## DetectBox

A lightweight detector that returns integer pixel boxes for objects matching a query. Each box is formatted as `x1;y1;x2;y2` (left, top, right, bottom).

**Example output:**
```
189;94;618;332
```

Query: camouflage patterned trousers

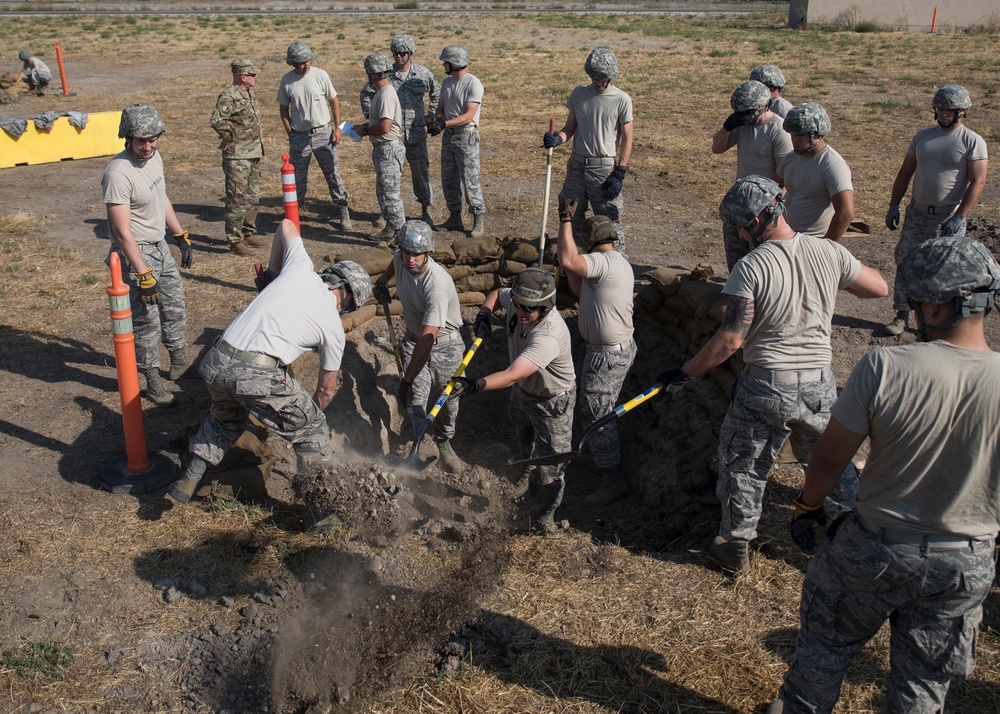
188;343;331;466
108;240;187;371
401;332;465;441
723;222;752;272
559;155;627;258
891;202;963;311
579;341;636;470
717;367;859;542
373;141;406;231
288;125;347;206
441;128;485;215
404;138;433;207
222;157;261;244
509;384;576;486
777;512;995;713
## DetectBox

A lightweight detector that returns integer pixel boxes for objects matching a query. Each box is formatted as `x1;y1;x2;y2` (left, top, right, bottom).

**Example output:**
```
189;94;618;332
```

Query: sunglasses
514;302;541;313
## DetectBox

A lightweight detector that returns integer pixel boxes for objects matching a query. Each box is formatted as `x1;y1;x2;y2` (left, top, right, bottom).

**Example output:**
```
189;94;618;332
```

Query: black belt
910;201;958;215
294;124;329;135
217;339;280;368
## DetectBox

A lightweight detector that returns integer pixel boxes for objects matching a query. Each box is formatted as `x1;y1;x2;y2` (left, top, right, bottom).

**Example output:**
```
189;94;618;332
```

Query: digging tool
538;118;555;268
509;381;671;468
381;298;404;375
408;330;487;462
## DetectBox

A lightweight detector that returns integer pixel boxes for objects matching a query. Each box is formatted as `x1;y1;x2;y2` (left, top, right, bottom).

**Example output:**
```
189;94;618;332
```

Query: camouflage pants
716;367;859;542
401;332;465;441
579;341;636;470
288;125;347;206
441;128;485;215
777;512;994;714
891;203;963;311
223;157;261;244
559;154;627;258
29;67;51;88
723;222;752;272
405;138;433;207
188;343;331;466
509;384;576;487
108;240;187;371
373;141;406;231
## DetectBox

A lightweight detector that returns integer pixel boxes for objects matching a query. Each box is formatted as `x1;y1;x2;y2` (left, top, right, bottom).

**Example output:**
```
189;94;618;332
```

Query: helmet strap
934;108;964;129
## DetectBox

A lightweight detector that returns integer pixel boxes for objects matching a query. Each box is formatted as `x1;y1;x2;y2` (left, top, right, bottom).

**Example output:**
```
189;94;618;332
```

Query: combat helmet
118;103;166;138
364;52;394;79
899;236;1000;320
719;176;785;245
18;50;31;62
584;48;619;82
511;267;557;312
390;34;417;55
286;41;313;65
440;45;469;69
730;80;771;113
581;215;618;250
319;260;373;312
399;219;435;254
750;64;786;90
932;84;972;110
784;102;831;155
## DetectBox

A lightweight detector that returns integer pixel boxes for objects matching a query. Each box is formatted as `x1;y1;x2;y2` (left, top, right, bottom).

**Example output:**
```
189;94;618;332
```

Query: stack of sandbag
634;262;744;395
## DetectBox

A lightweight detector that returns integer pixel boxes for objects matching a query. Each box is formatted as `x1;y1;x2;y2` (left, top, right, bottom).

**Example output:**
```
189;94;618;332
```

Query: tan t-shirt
777;145;853;237
369;83;403;145
580;250;634;346
393;253;462;338
566;84;633;159
276;66;337;131
908;124;988;207
833;341;1000;538
440;73;483;126
101;149;167;245
498;289;575;398
731;114;792;179
724;233;860;369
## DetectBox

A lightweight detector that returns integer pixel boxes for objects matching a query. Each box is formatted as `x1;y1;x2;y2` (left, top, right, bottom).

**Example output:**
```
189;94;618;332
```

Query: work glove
373;281;391;305
137;268;160;305
427;116;446;136
602;165;627;201
396;379;413;408
254;263;278;293
173;229;193;269
723;111;753;132
940;214;966;237
473;310;492;339
885;205;900;231
558;198;577;223
452;376;482;398
543;131;564;149
656;368;691;396
790;489;827;553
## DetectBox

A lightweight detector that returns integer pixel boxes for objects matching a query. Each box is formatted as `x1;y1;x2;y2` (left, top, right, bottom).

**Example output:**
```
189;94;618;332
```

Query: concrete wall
788;0;1000;31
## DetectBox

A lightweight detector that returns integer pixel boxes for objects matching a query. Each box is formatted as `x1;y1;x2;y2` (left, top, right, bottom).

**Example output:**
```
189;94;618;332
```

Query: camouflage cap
364;52;394;77
230;58;259;75
319;260;373;312
719;175;784;229
439;45;469;68
286;41;313;65
511;267;556;311
118;103;166;139
399;219;435;254
932;84;972;110
390;34;417;55
750;64;786;89
730;80;771;113
899;236;1000;310
783;102;831;136
18;50;31;62
583;215;617;249
584;48;619;82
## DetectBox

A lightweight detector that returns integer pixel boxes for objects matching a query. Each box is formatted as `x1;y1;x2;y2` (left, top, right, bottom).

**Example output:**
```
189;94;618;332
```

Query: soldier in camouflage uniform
657;176;887;573
361;34;440;228
166;220;373;533
750;64;793;119
102;103;194;408
211;59;267;256
883;84;988;335
454;268;577;532
17;49;51;95
771;236;1000;714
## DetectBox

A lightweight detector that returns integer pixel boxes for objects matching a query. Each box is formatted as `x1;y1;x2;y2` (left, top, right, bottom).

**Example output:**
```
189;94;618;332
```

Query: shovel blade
508;449;581;468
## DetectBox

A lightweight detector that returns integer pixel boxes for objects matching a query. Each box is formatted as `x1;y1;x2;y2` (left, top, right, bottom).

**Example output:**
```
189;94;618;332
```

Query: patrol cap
899;236;1000;312
19;50;31;62
511;267;556;311
719;175;784;229
230;58;259;75
582;215;617;249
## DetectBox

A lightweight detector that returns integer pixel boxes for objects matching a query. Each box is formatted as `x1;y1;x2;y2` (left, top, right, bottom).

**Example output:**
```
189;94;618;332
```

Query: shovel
509;381;671;468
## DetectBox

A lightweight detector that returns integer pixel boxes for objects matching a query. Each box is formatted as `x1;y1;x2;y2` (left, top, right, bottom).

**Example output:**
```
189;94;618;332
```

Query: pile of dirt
968;217;1000;257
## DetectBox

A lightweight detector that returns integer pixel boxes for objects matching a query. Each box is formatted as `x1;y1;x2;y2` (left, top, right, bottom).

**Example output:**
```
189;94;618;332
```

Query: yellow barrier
0;111;121;169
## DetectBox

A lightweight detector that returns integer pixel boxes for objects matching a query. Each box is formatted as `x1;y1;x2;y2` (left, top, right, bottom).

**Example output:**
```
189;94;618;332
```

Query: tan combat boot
243;235;269;248
339;203;353;231
168;348;193;381
470;213;485;238
142;368;177;408
436;440;465;474
230;241;255;256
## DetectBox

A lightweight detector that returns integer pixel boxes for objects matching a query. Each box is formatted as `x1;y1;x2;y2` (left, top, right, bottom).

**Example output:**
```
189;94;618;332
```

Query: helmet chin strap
794;132;818;156
935;108;964;129
747;197;785;246
911;301;965;342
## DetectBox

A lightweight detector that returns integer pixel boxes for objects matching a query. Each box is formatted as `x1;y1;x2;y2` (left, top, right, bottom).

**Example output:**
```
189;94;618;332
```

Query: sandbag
196;427;275;503
446;264;475;280
663;293;695;318
474;259;502;274
699;317;720;337
708;297;728;323
500;260;528;277
376;300;403;317
505;240;540;265
341;304;378;332
456;273;502;293
685;319;705;345
645;266;688;297
452;235;504;264
679;278;726;319
327;246;394;275
662;324;690;353
654;307;682;326
635;283;665;313
690;262;715;281
431;241;456;266
458;291;487;306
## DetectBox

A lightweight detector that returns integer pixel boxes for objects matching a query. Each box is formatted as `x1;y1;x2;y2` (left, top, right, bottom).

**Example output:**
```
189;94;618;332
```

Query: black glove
254;263;278;293
373;282;391;305
885;205;900;231
656;368;691;396
558;198;577;223
427;116;446;136
137;268;160;305
543;131;564;149
396;379;412;407
790;489;827;553
173;229;193;269
452;376;482;398
723;111;752;132
473;310;492;339
602;165;627;201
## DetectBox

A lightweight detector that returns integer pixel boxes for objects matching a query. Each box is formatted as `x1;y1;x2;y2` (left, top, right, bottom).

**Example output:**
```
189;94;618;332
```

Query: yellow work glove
137;267;160;305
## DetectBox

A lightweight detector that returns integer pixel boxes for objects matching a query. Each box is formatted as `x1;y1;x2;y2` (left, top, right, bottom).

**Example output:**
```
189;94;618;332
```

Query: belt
444;125;474;135
587;339;634;353
857;514;991;551
294;124;330;135
573;154;615;166
910;201;958;215
217;339;281;368
404;330;463;344
746;365;825;384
